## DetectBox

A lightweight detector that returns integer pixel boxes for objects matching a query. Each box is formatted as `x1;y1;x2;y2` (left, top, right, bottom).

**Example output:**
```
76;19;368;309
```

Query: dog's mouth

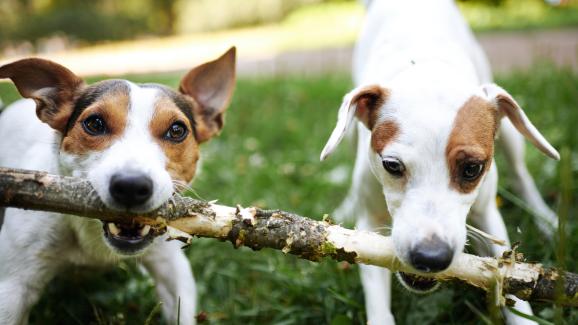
102;221;156;255
396;272;440;294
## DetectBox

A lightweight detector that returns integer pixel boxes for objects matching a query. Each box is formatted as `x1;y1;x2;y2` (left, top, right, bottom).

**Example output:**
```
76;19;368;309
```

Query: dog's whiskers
373;225;392;235
171;180;203;200
86;188;101;205
466;229;492;252
466;225;506;247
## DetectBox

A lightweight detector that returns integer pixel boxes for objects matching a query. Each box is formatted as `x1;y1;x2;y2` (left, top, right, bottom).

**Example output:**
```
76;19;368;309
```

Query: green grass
0;64;577;324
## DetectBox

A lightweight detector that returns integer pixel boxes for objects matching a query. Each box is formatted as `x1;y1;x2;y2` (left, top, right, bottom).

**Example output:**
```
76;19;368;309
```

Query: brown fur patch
46;101;77;133
371;121;399;153
61;89;129;154
151;97;200;183
353;86;389;130
0;58;85;132
179;47;236;143
446;96;499;193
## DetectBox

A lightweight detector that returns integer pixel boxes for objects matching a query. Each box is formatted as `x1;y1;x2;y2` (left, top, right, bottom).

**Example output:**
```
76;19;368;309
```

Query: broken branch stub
0;167;576;306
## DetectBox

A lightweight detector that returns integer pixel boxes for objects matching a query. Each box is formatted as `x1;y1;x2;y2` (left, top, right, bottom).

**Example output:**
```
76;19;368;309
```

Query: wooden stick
0;167;576;307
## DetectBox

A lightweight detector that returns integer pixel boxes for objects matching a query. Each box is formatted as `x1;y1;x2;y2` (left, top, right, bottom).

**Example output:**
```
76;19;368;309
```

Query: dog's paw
396;272;440;294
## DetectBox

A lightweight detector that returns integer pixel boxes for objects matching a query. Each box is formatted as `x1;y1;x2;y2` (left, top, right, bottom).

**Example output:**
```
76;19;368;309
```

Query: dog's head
321;76;558;275
0;48;236;255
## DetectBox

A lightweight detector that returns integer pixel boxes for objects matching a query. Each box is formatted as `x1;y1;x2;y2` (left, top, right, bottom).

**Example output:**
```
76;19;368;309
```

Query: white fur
0;83;196;324
323;0;558;324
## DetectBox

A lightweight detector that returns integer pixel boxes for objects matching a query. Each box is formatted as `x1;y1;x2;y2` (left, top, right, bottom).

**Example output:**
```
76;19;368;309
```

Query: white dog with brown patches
0;48;236;324
321;1;559;324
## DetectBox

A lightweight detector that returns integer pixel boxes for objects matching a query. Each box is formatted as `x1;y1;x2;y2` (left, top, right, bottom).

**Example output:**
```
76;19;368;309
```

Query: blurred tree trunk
53;0;97;8
152;0;177;35
19;0;34;13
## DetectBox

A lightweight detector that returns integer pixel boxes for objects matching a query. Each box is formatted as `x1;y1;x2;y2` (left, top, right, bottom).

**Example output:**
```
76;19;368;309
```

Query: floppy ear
482;83;559;160
320;85;388;161
0;58;84;133
180;47;236;143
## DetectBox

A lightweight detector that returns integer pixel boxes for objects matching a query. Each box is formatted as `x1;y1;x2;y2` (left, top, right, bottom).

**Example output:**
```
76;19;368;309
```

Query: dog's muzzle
397;236;452;294
103;171;162;254
408;236;453;273
109;171;154;208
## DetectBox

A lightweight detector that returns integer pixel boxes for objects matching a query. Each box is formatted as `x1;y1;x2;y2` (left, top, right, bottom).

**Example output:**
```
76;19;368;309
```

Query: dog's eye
164;122;188;142
382;157;405;177
82;115;107;135
461;162;484;181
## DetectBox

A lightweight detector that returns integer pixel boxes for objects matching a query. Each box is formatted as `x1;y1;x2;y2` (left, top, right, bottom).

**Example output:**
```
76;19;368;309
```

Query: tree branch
0;167;576;307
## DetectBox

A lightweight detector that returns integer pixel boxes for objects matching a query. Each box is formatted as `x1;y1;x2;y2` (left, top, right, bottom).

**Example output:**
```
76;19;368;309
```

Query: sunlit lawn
0;64;576;324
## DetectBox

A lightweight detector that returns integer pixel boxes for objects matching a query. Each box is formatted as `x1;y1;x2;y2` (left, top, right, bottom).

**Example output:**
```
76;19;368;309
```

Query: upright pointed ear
320;85;388;161
0;58;84;132
482;83;560;160
180;47;236;143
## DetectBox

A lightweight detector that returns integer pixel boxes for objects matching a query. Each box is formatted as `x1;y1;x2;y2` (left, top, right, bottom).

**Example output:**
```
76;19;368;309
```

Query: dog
0;47;236;324
320;1;559;324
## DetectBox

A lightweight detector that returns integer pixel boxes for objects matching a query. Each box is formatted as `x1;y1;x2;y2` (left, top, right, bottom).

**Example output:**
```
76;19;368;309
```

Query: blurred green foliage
459;0;506;6
0;0;336;49
1;0;149;44
459;0;578;31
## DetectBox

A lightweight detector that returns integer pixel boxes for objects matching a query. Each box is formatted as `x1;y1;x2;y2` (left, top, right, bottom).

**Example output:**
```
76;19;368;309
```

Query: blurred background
1;0;578;76
0;0;577;324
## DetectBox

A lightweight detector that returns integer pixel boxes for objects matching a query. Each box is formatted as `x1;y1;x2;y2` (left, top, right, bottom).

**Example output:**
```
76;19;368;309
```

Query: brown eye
461;162;484;181
82;115;107;135
164;122;188;142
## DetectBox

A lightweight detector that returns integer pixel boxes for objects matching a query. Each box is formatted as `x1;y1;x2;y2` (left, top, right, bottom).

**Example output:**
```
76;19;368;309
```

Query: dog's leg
471;165;537;325
142;239;197;325
0;212;60;325
340;126;394;324
498;120;558;237
0;271;54;325
357;217;395;325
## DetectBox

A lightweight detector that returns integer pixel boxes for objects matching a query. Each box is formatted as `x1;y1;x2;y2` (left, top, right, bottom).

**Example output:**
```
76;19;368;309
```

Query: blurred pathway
0;28;576;78
240;28;578;77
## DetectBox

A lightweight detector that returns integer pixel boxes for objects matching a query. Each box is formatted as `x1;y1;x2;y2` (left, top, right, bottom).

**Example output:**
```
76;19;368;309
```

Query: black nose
409;236;453;273
109;172;153;207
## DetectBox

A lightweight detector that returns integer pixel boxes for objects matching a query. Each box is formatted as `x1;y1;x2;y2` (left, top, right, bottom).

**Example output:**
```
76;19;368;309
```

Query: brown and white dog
0;47;236;324
321;1;558;324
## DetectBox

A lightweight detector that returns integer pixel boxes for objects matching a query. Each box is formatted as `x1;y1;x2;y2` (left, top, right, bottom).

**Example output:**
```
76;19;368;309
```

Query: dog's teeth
140;225;151;236
108;223;121;236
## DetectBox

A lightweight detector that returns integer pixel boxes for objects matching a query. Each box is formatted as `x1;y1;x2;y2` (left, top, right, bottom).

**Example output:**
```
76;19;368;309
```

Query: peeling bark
0;167;577;306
